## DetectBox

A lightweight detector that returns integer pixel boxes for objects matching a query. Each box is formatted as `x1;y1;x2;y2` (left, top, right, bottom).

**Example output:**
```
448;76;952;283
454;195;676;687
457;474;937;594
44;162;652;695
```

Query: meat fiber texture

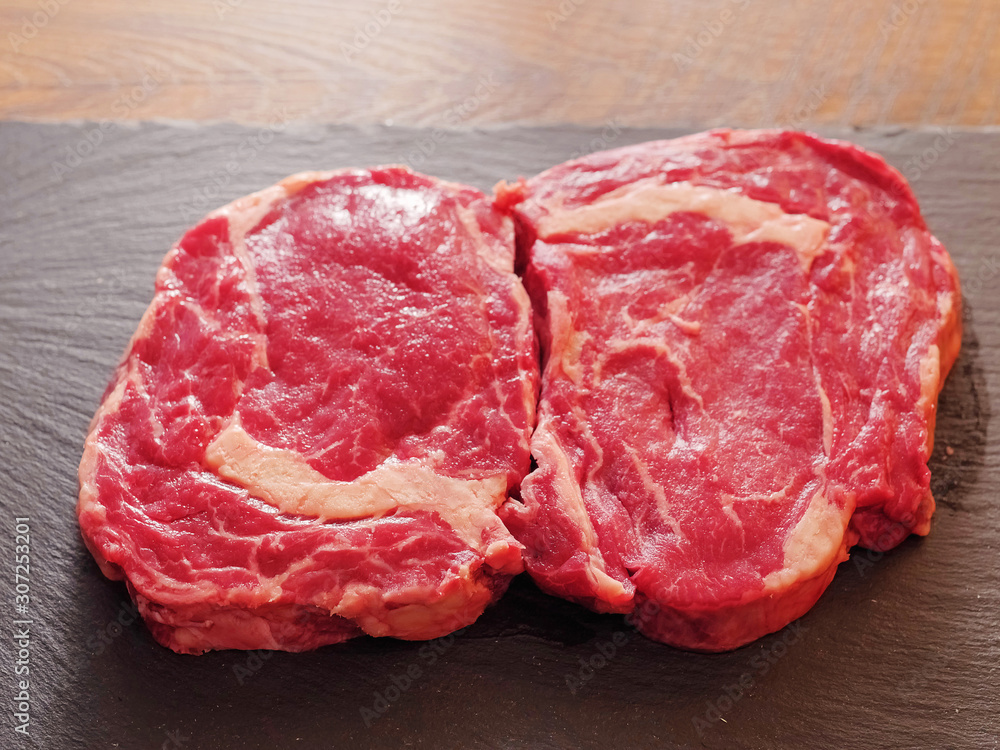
497;129;961;651
80;130;961;656
78;168;538;654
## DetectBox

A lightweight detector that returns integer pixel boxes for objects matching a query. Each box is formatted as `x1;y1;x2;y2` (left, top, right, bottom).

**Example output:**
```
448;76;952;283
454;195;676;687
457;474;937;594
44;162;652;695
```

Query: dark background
0;122;997;749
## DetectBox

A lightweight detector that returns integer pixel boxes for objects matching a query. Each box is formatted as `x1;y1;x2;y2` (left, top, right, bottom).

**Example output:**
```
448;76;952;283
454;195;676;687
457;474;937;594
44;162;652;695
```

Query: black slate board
0;122;997;750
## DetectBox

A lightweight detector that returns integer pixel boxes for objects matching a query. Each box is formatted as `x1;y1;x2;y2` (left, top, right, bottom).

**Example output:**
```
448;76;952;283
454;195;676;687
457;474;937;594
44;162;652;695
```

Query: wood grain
1;0;998;127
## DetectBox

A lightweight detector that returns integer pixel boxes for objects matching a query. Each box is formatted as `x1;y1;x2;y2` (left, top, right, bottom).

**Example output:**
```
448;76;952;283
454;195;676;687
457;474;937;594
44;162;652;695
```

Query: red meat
78;168;538;654
498;130;961;650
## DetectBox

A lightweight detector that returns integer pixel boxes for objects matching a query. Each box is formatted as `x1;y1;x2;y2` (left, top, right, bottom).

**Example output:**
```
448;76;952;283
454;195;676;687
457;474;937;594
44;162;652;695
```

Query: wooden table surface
2;0;998;128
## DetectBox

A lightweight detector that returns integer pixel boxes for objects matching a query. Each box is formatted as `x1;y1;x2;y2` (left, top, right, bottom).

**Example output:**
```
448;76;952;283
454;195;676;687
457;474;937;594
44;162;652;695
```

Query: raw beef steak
497;129;961;651
78;168;538;654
